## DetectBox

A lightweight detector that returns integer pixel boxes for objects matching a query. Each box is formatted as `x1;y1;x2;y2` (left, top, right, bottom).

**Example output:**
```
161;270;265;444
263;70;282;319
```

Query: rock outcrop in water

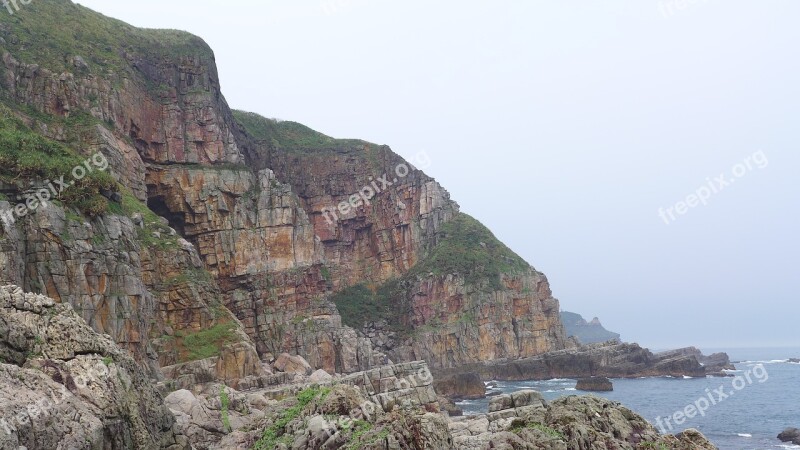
778;428;800;445
575;376;613;391
433;341;733;397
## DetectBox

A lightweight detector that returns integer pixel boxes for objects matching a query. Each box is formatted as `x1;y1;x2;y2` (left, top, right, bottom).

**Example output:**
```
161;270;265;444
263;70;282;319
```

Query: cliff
560;311;620;344
0;0;566;387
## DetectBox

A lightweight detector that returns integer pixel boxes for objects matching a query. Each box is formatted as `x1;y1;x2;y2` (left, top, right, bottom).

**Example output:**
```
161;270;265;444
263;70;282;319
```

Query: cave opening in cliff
147;196;187;237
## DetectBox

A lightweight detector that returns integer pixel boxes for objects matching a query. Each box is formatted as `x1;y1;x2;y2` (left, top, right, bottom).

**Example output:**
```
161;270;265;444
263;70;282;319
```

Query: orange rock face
0;23;566;383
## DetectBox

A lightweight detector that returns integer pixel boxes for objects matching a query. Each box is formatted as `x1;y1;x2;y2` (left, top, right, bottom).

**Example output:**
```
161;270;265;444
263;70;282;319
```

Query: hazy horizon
75;0;799;350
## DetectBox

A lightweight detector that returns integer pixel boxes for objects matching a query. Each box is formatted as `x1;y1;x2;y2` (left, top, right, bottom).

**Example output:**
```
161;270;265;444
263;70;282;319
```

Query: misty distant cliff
560;311;620;344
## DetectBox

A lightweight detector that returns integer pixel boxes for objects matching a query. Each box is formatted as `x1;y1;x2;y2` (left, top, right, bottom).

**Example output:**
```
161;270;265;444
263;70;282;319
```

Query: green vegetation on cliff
176;322;238;362
0;108;115;215
333;213;530;329
233;110;374;152
410;213;529;289
331;281;406;330
0;0;213;74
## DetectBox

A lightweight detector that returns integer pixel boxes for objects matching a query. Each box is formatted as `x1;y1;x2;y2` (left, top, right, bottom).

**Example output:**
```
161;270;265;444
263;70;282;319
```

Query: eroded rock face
451;394;717;450
0;2;568;385
0;285;188;449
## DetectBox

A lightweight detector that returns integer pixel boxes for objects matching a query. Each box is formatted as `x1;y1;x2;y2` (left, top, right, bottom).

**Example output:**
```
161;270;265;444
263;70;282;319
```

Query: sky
75;0;799;350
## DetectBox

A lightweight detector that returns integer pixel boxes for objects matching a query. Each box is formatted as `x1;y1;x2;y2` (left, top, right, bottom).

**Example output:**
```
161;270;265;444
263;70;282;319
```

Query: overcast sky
76;0;799;350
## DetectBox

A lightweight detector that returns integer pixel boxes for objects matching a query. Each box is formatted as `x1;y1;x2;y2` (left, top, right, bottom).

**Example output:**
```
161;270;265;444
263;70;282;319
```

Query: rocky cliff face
0;0;567;383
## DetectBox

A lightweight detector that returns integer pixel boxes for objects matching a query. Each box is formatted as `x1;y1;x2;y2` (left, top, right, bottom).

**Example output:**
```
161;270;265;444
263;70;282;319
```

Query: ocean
455;348;800;450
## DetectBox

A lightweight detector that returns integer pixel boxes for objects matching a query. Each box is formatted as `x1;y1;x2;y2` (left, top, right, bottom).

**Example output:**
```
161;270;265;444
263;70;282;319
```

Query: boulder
778;427;800;445
788;358;800;364
273;353;313;375
308;368;333;383
576;376;614;391
432;371;485;399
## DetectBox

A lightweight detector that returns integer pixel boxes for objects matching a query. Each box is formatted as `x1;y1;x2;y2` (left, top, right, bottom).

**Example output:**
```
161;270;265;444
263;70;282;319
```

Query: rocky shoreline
0;285;722;449
431;341;734;399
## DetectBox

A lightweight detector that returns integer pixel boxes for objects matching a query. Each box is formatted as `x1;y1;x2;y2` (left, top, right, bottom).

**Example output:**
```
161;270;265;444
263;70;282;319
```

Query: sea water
455;348;800;450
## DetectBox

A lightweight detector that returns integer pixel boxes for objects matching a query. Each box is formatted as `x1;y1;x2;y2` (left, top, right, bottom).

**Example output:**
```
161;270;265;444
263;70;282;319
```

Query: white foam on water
737;433;752;437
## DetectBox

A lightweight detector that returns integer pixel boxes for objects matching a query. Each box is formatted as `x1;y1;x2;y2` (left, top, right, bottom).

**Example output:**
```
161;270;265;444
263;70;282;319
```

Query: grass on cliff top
0;0;214;74
333;213;530;329
233;110;373;153
331;281;407;330
0;107;115;215
253;386;331;450
410;213;529;289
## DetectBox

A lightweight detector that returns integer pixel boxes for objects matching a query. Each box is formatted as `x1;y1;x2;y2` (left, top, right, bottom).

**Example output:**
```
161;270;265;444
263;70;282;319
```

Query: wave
739;359;790;364
736;433;752;438
564;388;576;391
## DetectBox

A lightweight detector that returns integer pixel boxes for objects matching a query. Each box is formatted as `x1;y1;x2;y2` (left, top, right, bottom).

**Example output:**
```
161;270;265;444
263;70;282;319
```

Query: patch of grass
330;281;407;330
510;420;565;440
410;213;529;290
345;420;373;450
233;110;371;153
178;322;238;362
0;0;214;79
220;386;231;433
0;108;115;216
252;386;331;450
102;356;113;366
0;192;7;202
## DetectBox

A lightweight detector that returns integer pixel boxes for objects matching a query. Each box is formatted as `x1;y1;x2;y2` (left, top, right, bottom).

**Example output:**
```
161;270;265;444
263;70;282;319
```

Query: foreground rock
165;358;717;450
576;376;613;391
452;394;717;449
0;286;188;450
432;371;487;399
778;427;800;445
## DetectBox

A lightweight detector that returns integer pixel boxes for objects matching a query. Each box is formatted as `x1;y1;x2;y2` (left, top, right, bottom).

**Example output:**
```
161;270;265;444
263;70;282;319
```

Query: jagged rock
0;285;188;449
778;427;800;444
452;392;717;449
437;395;463;416
274;353;313;375
433;371;486;399
575;376;613;391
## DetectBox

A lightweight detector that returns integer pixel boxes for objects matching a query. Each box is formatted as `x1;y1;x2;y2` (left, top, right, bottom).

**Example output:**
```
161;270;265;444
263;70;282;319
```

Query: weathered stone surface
433;371;486;399
274;353;313;375
575;376;613;391
451;392;717;450
308;368;333;382
0;285;188;449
